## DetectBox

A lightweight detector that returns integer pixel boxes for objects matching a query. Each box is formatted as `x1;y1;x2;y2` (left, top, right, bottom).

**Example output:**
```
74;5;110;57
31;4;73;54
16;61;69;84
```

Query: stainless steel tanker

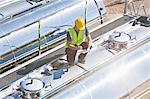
0;0;106;71
0;16;150;99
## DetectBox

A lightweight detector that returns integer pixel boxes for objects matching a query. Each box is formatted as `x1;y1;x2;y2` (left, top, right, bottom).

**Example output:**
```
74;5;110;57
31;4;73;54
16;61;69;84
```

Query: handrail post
38;20;41;55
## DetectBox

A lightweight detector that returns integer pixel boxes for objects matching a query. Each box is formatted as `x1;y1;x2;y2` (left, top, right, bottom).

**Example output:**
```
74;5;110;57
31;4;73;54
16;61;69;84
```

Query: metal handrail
124;0;147;16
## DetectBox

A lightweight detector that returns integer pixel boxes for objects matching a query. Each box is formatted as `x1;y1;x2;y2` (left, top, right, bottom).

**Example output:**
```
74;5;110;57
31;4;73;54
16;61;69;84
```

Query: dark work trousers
65;42;89;64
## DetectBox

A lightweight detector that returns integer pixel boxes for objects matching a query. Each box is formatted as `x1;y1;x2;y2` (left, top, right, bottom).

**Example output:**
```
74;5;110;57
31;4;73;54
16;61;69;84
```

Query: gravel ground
104;0;150;15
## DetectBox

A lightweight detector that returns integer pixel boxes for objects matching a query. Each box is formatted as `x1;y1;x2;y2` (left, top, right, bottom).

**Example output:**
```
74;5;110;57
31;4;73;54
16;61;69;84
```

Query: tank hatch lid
110;31;130;43
20;78;44;92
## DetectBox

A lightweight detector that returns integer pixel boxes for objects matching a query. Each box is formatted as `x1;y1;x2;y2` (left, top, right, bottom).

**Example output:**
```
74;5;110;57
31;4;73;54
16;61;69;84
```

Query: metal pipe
93;0;103;24
38;20;41;55
124;0;128;14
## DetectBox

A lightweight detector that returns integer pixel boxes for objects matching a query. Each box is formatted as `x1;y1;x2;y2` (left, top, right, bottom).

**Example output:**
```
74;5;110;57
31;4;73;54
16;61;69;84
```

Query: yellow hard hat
75;17;85;30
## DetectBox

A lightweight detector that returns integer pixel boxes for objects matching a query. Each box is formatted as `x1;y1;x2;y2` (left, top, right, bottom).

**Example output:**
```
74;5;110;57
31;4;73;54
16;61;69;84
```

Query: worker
64;17;92;66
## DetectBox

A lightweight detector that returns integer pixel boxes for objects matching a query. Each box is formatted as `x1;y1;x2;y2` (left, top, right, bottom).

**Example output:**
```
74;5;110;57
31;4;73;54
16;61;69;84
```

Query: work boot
78;59;85;64
68;62;75;67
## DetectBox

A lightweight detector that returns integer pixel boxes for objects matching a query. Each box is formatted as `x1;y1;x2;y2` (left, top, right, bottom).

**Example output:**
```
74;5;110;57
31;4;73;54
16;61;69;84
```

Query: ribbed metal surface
0;0;53;22
0;0;106;69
